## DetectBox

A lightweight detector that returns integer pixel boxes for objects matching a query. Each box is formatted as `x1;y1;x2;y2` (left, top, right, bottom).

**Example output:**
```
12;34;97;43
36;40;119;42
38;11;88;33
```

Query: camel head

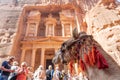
52;38;78;64
52;27;79;64
52;29;120;80
52;27;91;65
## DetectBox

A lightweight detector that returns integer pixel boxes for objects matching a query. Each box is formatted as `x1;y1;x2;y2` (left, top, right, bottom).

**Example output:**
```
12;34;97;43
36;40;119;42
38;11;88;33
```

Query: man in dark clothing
0;56;15;80
0;68;1;75
46;65;54;80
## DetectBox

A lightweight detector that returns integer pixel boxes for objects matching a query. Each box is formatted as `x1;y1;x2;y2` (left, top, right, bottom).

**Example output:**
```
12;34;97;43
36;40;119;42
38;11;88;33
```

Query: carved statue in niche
47;24;53;36
64;24;71;37
45;13;57;36
27;23;36;36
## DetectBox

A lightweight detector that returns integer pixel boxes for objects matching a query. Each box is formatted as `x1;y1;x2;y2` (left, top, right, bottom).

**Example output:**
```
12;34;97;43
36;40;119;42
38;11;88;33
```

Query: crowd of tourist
0;56;31;80
0;56;88;80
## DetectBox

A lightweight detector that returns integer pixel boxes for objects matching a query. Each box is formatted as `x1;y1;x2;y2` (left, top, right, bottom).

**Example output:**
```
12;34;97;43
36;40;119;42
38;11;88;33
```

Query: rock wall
85;4;120;65
0;5;22;58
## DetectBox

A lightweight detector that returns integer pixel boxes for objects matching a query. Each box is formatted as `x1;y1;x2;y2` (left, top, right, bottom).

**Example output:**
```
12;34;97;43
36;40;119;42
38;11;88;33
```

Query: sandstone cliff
0;5;22;64
85;4;120;65
0;6;22;55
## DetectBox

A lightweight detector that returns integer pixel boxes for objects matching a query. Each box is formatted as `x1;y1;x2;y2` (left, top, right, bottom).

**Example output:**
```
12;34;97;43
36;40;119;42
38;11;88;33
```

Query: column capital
62;24;65;37
21;48;27;50
32;48;37;50
41;48;45;51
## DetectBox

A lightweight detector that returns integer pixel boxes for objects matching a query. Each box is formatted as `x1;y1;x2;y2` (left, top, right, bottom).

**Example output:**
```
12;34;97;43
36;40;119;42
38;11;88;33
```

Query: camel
52;28;120;80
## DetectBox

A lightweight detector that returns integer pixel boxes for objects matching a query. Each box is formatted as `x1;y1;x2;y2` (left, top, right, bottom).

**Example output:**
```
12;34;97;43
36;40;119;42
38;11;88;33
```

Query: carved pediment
28;10;41;21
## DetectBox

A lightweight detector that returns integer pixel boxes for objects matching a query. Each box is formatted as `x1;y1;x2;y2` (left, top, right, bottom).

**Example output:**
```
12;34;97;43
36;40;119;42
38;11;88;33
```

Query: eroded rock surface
85;4;120;65
0;5;22;57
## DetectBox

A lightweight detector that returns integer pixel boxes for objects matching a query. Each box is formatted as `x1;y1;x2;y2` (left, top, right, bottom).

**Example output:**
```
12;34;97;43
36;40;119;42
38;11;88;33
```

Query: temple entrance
45;48;55;69
46;59;54;69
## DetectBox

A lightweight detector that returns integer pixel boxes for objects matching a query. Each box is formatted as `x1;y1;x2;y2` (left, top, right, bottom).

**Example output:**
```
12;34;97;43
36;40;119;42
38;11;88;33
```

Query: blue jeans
0;75;8;80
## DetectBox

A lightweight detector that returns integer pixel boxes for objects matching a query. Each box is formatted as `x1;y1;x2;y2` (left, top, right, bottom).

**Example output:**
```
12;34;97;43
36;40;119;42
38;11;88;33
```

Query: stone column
21;49;26;63
62;24;65;37
25;23;29;36
70;23;72;36
35;23;38;36
31;48;37;69
53;24;55;36
41;48;45;67
45;25;48;36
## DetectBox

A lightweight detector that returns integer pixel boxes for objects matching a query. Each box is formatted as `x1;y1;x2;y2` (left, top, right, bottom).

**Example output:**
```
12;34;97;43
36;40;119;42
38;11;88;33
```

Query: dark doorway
46;59;54;69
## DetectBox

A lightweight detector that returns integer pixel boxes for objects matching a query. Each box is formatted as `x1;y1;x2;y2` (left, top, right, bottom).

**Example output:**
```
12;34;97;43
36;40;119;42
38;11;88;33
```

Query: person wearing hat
0;56;15;80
